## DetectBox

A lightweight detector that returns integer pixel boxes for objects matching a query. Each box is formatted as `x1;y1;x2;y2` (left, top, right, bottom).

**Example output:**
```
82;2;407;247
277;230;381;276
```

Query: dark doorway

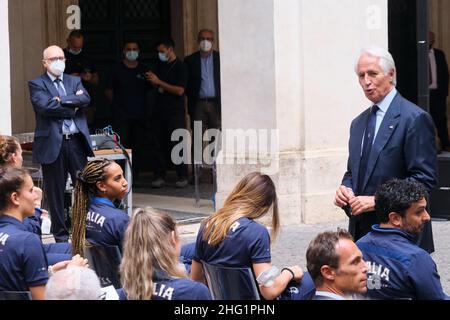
78;0;171;131
79;0;170;69
388;0;429;110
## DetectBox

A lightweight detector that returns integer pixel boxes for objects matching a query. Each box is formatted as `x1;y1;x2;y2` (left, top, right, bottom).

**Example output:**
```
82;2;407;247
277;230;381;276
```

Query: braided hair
71;158;114;256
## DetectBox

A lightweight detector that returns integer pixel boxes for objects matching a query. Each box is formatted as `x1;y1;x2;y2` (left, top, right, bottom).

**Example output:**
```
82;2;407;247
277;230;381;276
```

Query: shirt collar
90;197;116;208
0;215;28;231
370;224;415;241
373;87;397;113
47;72;63;82
315;291;346;300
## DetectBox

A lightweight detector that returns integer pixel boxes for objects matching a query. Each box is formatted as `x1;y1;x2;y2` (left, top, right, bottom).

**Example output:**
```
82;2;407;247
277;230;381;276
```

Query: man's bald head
43;45;64;61
42;45;66;76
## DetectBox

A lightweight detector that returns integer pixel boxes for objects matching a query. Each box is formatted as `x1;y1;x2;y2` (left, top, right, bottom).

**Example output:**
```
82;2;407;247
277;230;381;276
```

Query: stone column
0;0;11;134
217;0;388;224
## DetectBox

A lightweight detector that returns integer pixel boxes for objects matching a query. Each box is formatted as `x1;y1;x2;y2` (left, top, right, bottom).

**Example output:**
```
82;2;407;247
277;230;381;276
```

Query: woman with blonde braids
71;158;129;256
119;208;211;300
0;135;72;265
191;172;315;300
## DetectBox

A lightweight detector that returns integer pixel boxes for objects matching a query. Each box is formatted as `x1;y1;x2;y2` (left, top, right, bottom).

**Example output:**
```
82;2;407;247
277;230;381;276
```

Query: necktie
357;105;379;194
55;78;72;133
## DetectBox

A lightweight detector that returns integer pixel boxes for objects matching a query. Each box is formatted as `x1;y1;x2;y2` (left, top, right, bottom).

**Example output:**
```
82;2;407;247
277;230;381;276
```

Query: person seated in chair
191;172;315;300
0;167;88;299
0;135;72;265
71;159;130;256
356;178;450;300
45;266;102;300
119;208;211;300
306;229;368;300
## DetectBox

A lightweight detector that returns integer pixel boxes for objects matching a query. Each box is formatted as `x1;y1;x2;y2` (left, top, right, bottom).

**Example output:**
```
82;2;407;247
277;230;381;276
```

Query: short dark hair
123;40;140;50
0;168;29;212
197;29;215;40
375;178;428;223
68;30;84;39
158;37;175;50
306;228;353;287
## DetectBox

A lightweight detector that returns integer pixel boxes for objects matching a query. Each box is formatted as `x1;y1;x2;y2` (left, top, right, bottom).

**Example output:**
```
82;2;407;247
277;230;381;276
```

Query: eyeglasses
45;57;66;63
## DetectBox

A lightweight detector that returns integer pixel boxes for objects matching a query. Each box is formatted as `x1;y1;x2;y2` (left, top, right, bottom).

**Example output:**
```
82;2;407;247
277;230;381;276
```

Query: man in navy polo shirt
356;179;449;300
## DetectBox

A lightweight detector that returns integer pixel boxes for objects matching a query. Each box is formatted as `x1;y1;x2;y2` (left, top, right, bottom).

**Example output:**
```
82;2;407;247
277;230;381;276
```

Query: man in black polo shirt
106;40;150;181
64;30;99;130
146;38;188;188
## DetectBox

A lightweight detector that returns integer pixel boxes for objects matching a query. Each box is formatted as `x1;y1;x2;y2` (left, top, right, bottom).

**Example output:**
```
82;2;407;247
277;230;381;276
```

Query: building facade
1;0;448;224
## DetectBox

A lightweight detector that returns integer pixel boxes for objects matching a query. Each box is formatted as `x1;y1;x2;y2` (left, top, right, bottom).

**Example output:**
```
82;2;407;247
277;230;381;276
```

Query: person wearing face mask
64;30;100;131
28;45;93;243
64;30;99;86
145;38;189;189
184;29;221;184
106;41;151;182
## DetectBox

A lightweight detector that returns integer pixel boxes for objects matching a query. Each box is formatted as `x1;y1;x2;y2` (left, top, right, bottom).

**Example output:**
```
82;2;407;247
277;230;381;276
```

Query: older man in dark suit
29;45;93;242
429;31;450;152
334;46;437;253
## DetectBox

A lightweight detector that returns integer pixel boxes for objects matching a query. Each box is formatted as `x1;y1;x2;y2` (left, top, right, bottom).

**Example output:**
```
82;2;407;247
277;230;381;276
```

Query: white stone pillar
0;0;11;135
217;0;388;224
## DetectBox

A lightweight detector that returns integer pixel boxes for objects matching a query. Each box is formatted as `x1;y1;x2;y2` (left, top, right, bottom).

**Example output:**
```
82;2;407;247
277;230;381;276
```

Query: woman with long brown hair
191;172;314;300
119;208;211;300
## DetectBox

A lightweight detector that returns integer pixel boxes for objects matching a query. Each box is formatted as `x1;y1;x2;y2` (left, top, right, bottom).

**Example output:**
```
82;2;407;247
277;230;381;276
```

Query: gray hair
198;29;215;39
355;46;397;86
45;267;102;300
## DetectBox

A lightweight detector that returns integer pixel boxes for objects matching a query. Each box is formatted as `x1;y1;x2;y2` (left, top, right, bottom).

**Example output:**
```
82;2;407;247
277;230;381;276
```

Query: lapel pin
389;125;394;129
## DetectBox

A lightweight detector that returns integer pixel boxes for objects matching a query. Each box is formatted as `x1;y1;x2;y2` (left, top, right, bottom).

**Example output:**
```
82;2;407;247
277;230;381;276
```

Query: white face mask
159;52;169;62
49;60;66;77
126;50;139;61
200;40;213;52
69;48;82;55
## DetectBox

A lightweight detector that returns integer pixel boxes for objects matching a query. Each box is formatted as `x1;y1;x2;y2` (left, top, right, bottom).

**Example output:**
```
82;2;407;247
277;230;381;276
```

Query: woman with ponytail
0;167;88;299
119;208;210;300
71;159;129;256
0;135;72;264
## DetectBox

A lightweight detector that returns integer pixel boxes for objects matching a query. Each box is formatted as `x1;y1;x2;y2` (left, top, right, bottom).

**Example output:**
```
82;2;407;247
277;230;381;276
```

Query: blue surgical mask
158;52;169;62
126;50;139;61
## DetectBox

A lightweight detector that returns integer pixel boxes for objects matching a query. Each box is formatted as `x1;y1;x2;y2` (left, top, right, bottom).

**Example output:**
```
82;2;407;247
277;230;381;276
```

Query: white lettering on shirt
153;282;174;300
230;222;240;233
86;211;106;228
0;233;9;246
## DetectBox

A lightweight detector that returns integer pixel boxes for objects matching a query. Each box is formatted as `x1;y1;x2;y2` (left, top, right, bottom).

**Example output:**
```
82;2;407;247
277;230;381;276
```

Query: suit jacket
28;73;94;164
433;48;449;98
185;50;221;117
342;92;438;231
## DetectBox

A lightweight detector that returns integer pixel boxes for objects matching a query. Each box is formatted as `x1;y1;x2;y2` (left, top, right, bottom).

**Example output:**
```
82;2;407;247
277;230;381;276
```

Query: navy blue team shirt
0;215;49;292
22;208;43;235
86;197;130;253
193;217;271;267
118;270;211;300
357;225;450;300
